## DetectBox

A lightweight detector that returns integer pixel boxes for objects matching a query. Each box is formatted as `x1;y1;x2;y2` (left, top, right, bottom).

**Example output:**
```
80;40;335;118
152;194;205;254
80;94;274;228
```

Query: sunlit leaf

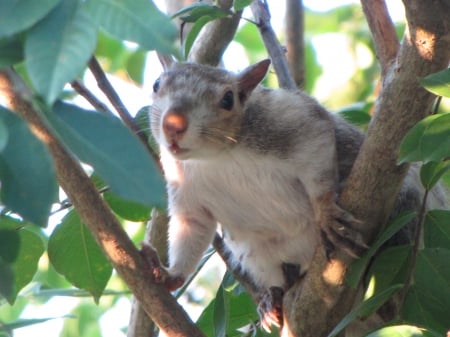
233;0;253;12
48;210;112;302
0;107;57;226
84;0;177;53
327;285;402;337
184;15;214;59
0;0;60;38
420;161;450;190
366;325;442;337
25;0;97;104
399;113;450;164
213;285;228;337
172;3;229;22
419;69;450;98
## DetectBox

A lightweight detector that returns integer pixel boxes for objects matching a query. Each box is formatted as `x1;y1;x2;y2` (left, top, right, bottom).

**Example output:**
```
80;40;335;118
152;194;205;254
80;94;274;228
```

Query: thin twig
361;0;399;75
285;0;304;88
87;57;161;168
250;0;296;90
70;80;113;115
397;189;428;309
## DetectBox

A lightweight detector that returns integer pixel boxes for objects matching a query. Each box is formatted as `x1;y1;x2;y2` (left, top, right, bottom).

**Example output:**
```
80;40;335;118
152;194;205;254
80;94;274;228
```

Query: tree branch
70;80;113;115
251;0;296;90
284;1;450;335
361;0;399;75
188;0;242;66
0;68;205;337
285;0;304;88
87;57;161;168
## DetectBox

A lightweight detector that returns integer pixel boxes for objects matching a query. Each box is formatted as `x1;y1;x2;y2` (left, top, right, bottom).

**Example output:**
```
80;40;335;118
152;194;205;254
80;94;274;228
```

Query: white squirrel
147;59;441;331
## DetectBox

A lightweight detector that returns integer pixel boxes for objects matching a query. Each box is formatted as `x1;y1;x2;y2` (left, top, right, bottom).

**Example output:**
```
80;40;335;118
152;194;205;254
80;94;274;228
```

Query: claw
140;242;185;291
257;287;284;332
318;201;368;258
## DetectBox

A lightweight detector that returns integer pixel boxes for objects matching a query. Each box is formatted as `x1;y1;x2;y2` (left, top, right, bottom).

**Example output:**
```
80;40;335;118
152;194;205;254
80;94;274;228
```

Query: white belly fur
175;149;319;289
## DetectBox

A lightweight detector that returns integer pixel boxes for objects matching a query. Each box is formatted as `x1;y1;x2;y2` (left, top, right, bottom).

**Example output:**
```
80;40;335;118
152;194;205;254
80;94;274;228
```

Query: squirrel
147;59;445;332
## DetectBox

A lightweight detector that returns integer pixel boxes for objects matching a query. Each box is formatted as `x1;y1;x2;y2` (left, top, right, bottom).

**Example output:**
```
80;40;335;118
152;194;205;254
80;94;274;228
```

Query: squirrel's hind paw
257;286;284;332
320;204;368;258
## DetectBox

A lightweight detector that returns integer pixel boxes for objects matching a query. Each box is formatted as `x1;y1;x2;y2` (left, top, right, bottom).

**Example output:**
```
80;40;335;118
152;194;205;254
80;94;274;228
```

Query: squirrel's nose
163;111;188;139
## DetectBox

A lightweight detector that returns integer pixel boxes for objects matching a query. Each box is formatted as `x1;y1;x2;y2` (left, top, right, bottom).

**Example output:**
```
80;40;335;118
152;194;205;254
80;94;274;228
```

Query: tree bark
285;0;305;88
284;1;450;336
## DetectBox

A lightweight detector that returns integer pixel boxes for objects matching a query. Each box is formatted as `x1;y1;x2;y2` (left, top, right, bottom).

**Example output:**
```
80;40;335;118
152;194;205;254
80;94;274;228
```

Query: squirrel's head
150;59;270;160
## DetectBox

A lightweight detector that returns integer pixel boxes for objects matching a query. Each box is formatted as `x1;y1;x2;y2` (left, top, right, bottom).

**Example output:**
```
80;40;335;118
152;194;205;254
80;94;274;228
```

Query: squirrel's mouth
168;142;190;157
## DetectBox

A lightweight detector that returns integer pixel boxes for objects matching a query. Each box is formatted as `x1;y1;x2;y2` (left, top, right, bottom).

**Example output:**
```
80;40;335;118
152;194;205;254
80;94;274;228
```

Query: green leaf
48;210;112;302
184;15;214;59
197;289;258;337
419;161;450;190
337;103;372;128
399;113;450;164
365;325;442;337
172;3;229;22
25;0;98;104
366;245;411;294
403;248;450;334
233;0;253;12
347;212;415;288
0;261;14;301
0;0;60;38
424;210;450;248
83;0;177;53
0;107;57;226
104;191;152;222
419;68;450;98
126;49;147;85
0;37;24;67
213;285;229;337
47;101;165;207
0;230;20;263
10;227;46;303
327;284;403;337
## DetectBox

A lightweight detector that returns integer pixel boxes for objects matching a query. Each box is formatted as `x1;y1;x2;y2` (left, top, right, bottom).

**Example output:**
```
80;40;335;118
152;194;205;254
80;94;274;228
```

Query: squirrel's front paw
140;243;185;291
257;287;284;332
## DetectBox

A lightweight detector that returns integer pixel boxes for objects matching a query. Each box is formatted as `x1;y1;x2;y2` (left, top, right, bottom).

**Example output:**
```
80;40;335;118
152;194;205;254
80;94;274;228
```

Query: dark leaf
0;107;57;226
48;101;166;207
0;0;60;38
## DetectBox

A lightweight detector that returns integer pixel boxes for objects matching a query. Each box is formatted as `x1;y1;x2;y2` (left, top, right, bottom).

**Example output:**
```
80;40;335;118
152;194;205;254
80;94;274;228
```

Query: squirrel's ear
238;59;271;101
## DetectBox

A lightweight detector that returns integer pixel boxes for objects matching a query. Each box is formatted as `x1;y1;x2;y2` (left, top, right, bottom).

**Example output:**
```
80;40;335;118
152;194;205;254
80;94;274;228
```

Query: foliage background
0;1;449;337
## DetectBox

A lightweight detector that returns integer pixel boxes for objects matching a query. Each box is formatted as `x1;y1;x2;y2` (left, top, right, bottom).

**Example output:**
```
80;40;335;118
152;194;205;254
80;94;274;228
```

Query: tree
0;0;449;337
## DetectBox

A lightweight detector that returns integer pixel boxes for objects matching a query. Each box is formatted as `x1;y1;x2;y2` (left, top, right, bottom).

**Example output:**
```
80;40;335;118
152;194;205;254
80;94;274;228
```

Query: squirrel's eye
153;78;161;93
220;90;234;110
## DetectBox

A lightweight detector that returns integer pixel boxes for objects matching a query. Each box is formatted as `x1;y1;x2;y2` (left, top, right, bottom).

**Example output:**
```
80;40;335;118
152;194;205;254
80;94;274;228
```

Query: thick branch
188;0;242;66
285;0;304;88
0;68;205;337
361;0;399;74
285;1;450;336
251;0;297;90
